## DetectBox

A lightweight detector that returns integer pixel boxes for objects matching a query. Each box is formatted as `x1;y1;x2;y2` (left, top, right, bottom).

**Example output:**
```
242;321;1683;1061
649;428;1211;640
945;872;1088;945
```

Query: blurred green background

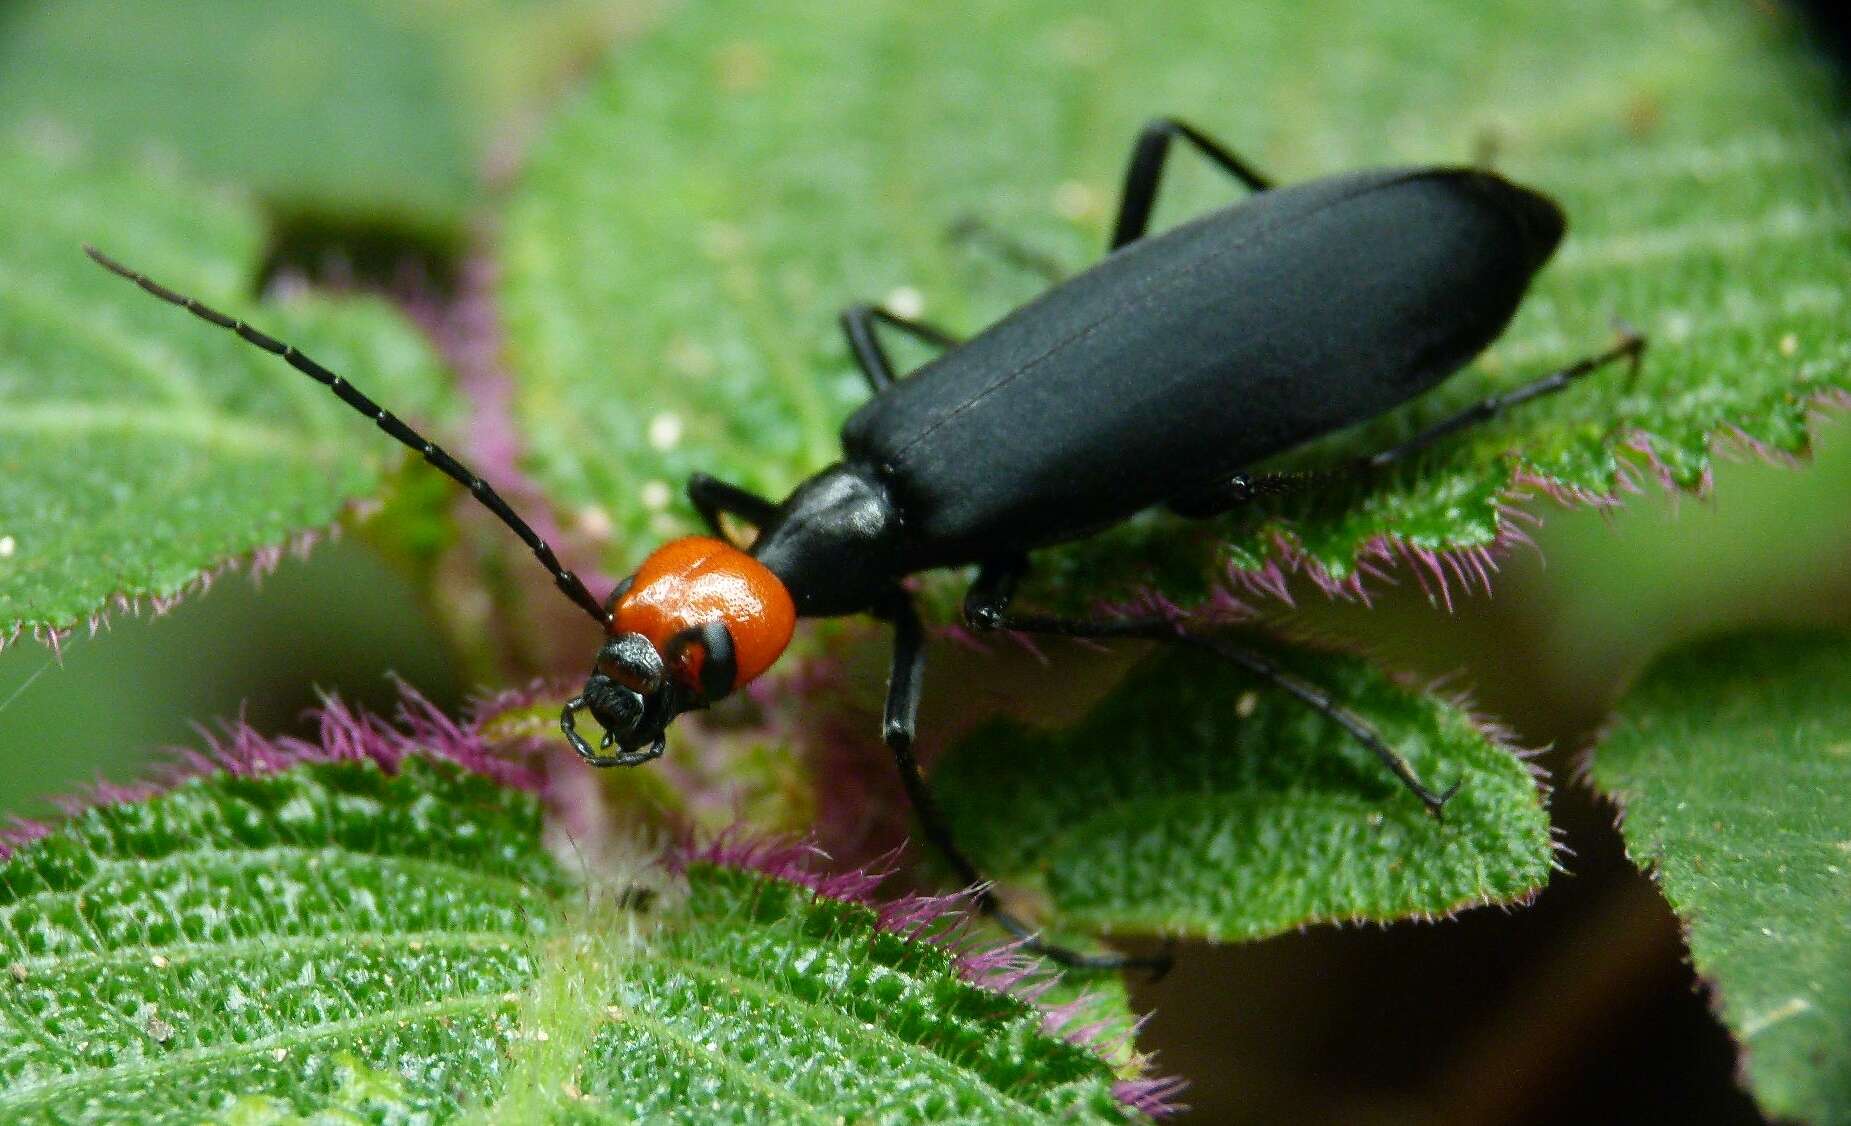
3;0;1850;1121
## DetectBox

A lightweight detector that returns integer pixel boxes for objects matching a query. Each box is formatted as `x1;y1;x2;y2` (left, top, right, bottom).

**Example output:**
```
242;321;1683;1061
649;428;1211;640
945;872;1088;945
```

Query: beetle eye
595;632;666;693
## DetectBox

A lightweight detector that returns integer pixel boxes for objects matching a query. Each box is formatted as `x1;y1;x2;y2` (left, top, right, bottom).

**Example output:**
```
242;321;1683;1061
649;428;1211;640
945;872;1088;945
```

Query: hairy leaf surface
0;749;1152;1122
934;647;1552;939
0;145;452;643
1593;631;1851;1125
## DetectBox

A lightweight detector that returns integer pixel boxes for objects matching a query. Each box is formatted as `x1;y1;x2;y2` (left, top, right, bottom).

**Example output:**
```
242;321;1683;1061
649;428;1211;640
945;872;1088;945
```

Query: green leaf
934;647;1552;939
0;755;562;1122
0;0;478;236
1591;631;1851;1125
0;740;1154;1121
0;143;454;644
504;0;1848;605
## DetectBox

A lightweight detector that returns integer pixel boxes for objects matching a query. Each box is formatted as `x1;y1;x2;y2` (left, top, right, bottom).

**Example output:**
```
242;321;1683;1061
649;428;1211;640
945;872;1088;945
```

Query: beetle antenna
84;245;612;627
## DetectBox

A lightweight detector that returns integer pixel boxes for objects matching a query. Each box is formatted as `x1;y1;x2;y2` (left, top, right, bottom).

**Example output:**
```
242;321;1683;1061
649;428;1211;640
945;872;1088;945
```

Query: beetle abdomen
842;167;1563;566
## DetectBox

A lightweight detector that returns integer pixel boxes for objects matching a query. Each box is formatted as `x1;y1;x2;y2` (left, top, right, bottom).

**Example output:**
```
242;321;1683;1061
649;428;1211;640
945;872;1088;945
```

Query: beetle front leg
877;591;1169;976
962;565;1460;817
687;472;778;543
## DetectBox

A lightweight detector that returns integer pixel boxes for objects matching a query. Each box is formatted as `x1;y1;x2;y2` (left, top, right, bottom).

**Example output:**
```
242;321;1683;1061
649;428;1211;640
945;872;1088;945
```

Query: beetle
88;117;1642;972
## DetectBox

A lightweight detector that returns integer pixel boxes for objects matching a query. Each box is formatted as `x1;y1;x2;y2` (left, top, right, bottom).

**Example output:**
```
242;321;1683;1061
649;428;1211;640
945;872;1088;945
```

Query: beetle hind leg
1364;322;1648;471
1166;324;1649;517
963;559;1459;817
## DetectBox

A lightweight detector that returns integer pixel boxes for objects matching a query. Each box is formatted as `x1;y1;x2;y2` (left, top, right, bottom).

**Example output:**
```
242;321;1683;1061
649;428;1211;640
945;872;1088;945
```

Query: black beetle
88;117;1641;971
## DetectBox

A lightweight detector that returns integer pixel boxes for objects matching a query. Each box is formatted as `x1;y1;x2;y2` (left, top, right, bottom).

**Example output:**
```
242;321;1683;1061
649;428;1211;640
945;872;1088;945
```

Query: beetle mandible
89;117;1643;972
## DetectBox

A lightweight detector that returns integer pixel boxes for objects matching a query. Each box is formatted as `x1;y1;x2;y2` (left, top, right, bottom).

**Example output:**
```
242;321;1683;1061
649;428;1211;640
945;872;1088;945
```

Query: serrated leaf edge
0;680;544;858
1162;393;1850;619
680;831;1186;1117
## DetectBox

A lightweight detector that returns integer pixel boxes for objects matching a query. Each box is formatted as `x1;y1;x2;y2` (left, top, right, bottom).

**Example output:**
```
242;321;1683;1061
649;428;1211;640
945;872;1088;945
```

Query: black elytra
88;117;1644;976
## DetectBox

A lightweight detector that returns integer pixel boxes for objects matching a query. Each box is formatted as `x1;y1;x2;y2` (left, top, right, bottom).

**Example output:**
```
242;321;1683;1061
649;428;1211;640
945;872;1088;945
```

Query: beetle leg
1364;325;1647;470
1165;472;1331;519
946;214;1067;285
687;472;778;543
877;591;1171;977
840;303;964;393
1170;326;1649;516
962;584;1460;818
1111;117;1275;250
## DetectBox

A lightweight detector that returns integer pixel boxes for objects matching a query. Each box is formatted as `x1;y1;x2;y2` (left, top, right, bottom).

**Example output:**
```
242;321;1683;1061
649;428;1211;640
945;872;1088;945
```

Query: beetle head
561;632;688;764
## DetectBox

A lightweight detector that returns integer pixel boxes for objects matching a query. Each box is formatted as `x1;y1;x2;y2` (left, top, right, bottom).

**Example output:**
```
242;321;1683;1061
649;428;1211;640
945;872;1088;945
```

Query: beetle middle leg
963;558;1460;816
1111;117;1275;249
840;303;962;392
877;590;1172;975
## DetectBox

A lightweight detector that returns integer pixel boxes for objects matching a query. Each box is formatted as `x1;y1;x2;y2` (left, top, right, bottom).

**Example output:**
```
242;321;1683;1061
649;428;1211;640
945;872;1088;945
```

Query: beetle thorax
611;536;796;691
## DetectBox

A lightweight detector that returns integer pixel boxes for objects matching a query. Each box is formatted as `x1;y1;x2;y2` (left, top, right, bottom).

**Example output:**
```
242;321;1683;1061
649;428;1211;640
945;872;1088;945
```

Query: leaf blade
934;647;1552;940
0;145;455;643
0;0;478;234
1592;630;1851;1124
0;717;1156;1122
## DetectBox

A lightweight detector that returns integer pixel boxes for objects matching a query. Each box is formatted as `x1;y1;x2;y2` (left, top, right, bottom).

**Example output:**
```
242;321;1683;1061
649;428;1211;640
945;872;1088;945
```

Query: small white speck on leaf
1054;180;1100;221
576;505;614;541
884;286;925;319
150;954;170;969
1235;691;1259;719
641;481;673;511
0;535;15;558
271;1047;288;1062
647;412;684;451
1779;332;1800;356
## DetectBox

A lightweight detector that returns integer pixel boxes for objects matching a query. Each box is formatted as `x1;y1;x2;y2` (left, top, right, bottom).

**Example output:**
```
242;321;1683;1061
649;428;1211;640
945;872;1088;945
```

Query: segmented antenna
84;245;612;627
